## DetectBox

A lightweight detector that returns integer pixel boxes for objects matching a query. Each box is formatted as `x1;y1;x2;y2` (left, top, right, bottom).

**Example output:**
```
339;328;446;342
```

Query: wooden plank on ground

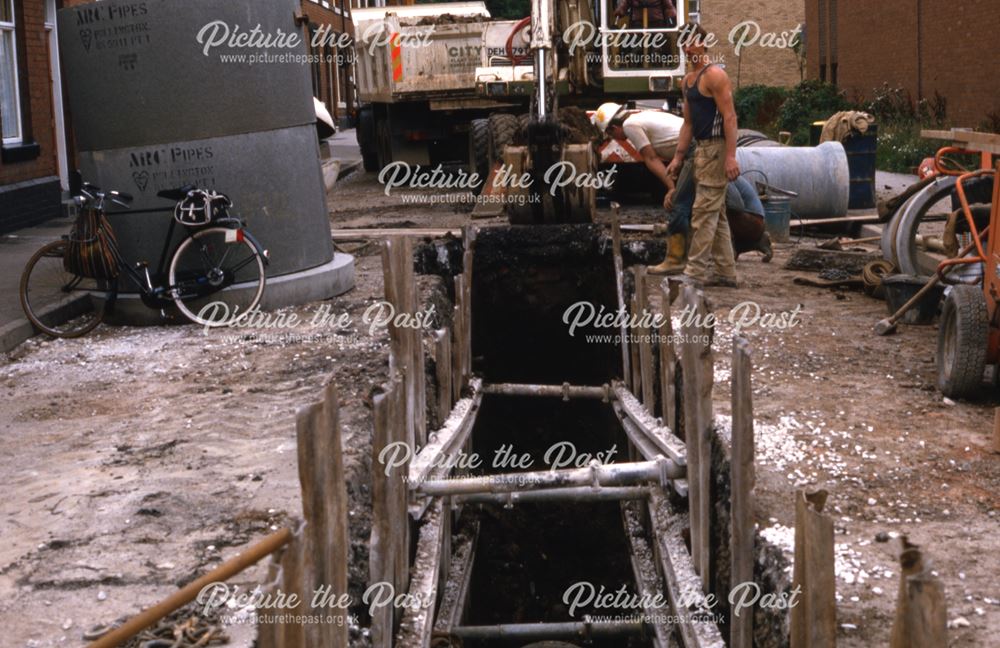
921;128;1000;154
657;278;676;434
890;537;948;648
434;328;453;429
461;227;476;388
790;489;836;648
383;237;427;449
679;284;714;590
256;556;285;648
471;162;507;218
730;337;755;648
993;407;1000;454
395;500;446;648
622;499;672;648
408;379;483;487
433;518;479;635
635;267;655;414
370;377;408;648
332;228;461;240
279;525;307;648
630;292;642;393
648;489;726;648
452;275;466;403
611;204;631;386
612;383;687;465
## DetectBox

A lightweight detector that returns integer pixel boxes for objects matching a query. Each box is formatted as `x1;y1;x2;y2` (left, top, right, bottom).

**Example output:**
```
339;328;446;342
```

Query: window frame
0;0;23;144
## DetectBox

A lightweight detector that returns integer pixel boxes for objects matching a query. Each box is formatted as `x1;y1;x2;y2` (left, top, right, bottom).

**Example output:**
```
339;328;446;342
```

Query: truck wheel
358;107;379;172
937;284;988;398
469;118;490;193
488;114;519;164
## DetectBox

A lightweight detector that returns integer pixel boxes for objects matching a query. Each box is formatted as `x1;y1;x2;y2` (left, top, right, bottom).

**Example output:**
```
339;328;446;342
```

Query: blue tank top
685;64;724;141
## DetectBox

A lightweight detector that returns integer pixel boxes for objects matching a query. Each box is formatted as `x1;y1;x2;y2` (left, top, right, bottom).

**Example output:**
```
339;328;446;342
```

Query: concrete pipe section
58;0;353;323
736;141;850;219
880;175;958;276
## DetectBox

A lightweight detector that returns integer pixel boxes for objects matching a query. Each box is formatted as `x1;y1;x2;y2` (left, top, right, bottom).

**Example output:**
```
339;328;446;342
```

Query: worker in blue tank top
655;22;741;287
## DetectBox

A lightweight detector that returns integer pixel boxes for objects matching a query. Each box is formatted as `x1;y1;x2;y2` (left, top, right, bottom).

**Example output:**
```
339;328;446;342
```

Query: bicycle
19;182;269;338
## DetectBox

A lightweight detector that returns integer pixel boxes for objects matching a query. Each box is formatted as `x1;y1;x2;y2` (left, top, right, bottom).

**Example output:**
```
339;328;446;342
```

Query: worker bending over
593;103;771;274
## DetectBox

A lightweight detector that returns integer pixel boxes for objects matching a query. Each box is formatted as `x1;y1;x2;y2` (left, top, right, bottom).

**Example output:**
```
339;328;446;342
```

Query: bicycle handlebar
78;182;133;209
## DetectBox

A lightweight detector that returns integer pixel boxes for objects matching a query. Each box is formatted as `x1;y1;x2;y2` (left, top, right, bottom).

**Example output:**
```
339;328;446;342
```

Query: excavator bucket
503;143;596;224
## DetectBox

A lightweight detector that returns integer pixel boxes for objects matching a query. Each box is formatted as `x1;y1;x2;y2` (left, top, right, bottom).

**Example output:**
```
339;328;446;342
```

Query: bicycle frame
103;204;269;313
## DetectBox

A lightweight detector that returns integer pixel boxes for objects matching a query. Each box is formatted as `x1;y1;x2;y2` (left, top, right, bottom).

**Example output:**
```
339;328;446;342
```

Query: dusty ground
0;238;391;646
702;243;1000;646
1;167;998;647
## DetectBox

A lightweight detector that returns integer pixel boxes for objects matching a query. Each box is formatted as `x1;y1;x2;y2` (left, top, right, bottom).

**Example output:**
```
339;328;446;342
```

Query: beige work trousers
683;140;738;282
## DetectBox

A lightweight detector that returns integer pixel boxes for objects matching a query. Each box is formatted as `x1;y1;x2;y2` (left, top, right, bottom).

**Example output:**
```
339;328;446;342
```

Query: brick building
0;0;67;233
804;0;1000;127
302;0;357;127
697;0;805;88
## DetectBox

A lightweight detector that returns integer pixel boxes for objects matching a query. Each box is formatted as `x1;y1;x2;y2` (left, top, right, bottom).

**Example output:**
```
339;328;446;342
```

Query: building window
1;0;22;143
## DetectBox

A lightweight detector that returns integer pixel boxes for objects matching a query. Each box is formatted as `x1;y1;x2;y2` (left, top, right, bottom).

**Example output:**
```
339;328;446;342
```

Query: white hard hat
593;102;623;133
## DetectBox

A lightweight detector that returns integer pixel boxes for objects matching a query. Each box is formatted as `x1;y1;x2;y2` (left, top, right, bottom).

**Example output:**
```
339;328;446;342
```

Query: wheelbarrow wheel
936;284;988;398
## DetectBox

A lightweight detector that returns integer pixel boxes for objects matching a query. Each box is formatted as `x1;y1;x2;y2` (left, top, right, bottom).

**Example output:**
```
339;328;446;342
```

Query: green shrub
734;84;788;133
875;122;943;174
778;80;854;144
730;80;966;172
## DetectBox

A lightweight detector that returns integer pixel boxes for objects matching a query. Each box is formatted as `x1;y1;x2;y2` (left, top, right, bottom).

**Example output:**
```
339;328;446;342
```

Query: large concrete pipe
58;0;353;323
880;175;957;276
736;142;850;219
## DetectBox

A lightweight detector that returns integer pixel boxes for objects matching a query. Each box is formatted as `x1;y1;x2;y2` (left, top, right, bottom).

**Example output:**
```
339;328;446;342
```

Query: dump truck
353;0;694;179
352;2;529;171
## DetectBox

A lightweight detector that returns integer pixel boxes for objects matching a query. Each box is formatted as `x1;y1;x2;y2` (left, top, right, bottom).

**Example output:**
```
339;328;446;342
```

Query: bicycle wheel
168;227;266;327
19;240;112;338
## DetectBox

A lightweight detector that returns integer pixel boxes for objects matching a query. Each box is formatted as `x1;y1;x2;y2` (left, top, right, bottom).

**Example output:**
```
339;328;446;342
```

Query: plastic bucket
762;195;791;243
882;274;945;325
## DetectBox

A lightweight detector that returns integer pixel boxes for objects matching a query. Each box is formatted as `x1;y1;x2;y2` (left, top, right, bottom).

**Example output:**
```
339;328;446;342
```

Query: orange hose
87;527;292;648
506;17;532;65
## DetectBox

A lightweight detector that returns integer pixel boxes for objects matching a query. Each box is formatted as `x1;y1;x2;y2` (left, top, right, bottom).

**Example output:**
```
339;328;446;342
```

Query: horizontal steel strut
416;457;683;496
449;619;646;641
453;485;649;505
482;381;613;401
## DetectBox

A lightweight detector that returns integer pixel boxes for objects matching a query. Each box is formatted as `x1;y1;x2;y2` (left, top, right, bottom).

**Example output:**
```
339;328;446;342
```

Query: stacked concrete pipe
58;0;353;323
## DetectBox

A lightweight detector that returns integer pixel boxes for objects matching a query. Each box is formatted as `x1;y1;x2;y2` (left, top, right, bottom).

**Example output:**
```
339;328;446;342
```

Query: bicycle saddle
157;185;197;201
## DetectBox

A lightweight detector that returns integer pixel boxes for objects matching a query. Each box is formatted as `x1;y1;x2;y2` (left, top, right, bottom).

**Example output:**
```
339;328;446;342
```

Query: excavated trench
419;224;791;647
455;225;647;647
465;399;643;647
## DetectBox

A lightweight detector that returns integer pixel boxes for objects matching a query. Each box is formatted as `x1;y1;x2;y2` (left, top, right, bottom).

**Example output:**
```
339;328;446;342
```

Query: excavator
470;0;692;223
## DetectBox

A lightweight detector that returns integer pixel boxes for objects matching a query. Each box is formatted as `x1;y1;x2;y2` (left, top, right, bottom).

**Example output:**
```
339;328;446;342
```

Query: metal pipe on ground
483;382;612;401
417;458;680;497
86;527;293;648
454;485;649;505
450;620;645;641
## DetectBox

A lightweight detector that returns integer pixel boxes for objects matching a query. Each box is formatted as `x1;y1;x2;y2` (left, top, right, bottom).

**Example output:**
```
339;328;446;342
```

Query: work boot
648;233;687;275
757;232;774;263
707;275;740;288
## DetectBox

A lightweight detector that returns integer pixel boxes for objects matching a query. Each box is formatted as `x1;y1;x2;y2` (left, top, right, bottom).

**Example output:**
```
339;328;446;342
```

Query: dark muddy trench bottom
461;397;653;648
453;226;654;647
